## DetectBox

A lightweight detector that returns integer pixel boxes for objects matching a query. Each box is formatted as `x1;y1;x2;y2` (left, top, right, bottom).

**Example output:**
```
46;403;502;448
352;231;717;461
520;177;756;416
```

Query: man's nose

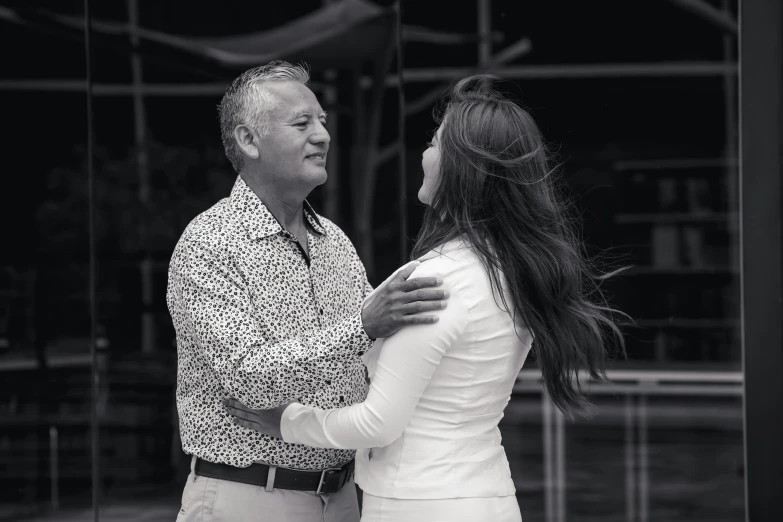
310;121;331;145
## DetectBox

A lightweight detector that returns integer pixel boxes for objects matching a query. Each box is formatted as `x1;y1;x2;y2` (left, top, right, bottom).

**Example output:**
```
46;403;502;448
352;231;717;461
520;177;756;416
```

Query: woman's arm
280;262;469;449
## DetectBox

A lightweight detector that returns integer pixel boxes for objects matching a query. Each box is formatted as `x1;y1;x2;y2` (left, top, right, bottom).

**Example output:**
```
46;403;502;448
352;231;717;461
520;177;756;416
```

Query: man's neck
241;174;307;235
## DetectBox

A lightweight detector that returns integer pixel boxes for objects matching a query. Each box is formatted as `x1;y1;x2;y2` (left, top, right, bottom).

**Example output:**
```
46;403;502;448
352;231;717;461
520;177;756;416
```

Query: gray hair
218;60;311;172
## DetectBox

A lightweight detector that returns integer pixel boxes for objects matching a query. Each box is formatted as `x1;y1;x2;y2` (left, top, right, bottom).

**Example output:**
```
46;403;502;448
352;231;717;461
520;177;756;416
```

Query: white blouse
280;239;533;499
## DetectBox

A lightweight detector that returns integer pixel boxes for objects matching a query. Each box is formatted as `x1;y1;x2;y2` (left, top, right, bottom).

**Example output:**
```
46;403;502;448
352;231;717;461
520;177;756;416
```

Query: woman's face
419;123;443;205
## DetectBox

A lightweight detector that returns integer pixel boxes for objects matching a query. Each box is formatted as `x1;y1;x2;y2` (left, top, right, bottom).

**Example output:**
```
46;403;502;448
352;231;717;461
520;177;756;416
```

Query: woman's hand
222;398;295;440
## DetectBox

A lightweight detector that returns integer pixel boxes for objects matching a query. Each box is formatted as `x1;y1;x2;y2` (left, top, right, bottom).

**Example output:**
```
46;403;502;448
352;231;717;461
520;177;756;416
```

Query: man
166;60;448;522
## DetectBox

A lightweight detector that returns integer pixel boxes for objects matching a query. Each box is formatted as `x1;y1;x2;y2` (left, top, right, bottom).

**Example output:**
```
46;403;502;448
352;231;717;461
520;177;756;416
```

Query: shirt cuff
352;312;375;350
280;402;307;443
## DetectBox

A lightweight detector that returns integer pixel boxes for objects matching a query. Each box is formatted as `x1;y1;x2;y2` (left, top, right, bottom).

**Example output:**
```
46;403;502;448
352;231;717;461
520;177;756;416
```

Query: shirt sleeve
279;261;469;449
167;239;374;410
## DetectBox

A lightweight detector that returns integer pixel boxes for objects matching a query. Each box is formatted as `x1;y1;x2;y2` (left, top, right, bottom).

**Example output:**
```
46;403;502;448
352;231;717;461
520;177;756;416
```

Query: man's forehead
261;81;323;116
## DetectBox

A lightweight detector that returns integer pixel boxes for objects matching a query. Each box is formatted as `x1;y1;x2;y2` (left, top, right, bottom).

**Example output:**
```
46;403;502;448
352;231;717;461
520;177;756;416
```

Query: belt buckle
316;467;342;495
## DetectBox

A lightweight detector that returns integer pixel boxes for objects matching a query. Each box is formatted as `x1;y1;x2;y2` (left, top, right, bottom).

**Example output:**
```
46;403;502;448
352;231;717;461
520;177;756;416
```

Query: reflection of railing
6;364;743;516
0;337;104;372
1;350;174;512
513;369;743;522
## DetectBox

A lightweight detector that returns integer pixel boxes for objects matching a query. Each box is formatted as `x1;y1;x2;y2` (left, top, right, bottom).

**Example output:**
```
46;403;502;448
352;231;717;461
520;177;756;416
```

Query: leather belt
194;457;355;495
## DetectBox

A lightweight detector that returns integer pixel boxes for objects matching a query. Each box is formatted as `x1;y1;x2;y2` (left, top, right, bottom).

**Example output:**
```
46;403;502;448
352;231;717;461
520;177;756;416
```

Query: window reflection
0;1;745;521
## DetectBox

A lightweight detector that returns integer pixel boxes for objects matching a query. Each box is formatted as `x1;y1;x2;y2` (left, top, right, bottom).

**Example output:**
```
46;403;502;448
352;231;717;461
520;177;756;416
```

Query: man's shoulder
173;197;239;260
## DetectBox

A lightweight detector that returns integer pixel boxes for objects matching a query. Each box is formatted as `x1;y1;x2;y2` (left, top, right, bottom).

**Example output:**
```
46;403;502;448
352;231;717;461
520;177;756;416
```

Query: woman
225;76;625;521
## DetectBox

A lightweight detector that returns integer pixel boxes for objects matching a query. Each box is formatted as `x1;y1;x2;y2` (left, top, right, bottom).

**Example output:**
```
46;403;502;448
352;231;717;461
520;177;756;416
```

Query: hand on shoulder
361;261;451;340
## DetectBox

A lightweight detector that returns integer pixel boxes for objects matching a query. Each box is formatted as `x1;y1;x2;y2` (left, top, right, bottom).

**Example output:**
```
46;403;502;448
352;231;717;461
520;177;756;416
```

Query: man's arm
168;239;371;410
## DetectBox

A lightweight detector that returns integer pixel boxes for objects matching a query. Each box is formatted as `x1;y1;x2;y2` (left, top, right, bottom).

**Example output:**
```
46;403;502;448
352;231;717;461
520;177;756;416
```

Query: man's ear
234;124;260;160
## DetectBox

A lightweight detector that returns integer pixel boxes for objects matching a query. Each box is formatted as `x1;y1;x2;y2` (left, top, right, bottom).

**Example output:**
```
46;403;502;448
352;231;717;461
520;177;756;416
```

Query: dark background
0;1;749;521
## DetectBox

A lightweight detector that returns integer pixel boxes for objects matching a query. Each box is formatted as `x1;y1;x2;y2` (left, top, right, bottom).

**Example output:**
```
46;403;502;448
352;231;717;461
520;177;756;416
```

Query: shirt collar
230;176;326;240
303;200;327;236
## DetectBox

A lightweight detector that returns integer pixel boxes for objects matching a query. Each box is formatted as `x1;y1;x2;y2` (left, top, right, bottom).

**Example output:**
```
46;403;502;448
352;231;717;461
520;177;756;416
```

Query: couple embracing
166;60;623;522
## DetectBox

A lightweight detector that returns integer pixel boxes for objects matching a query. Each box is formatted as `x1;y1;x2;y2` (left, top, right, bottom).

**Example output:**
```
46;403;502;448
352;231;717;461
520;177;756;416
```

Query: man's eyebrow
288;110;328;120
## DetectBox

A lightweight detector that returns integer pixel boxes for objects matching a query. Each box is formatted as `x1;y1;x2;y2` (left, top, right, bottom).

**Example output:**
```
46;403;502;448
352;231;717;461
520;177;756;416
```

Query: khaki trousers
176;458;360;522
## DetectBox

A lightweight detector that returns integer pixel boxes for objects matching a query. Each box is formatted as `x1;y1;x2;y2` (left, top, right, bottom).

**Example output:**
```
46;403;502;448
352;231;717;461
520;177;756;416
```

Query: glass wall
0;0;752;521
1;1;92;519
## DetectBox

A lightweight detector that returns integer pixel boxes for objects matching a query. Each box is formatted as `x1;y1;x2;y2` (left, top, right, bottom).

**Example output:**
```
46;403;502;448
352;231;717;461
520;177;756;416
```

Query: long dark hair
411;76;626;419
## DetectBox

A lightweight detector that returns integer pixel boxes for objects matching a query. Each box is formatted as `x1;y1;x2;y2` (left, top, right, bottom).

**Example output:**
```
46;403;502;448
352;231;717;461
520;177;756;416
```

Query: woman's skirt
361;493;523;522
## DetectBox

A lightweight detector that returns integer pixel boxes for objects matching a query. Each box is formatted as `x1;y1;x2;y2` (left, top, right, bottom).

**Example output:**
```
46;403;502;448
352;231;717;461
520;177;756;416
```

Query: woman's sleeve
279;262;469;449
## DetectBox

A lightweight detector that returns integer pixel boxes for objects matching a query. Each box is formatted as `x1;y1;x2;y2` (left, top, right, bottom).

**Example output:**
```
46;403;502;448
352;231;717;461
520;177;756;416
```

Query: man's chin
306;168;328;186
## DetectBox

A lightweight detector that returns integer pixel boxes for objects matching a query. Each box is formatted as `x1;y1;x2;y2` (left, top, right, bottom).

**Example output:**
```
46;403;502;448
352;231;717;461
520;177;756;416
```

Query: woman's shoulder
412;240;483;288
417;238;478;265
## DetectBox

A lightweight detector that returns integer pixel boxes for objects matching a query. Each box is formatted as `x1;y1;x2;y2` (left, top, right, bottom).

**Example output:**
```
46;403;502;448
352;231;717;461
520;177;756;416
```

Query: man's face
256;81;330;192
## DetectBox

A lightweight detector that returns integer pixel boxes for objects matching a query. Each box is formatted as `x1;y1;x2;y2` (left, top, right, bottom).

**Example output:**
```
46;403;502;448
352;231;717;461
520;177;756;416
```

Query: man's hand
223;398;292;440
361;263;450;340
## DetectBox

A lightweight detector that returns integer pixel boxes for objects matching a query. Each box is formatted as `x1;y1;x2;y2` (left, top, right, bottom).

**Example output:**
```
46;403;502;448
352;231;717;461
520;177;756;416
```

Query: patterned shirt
166;175;374;470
